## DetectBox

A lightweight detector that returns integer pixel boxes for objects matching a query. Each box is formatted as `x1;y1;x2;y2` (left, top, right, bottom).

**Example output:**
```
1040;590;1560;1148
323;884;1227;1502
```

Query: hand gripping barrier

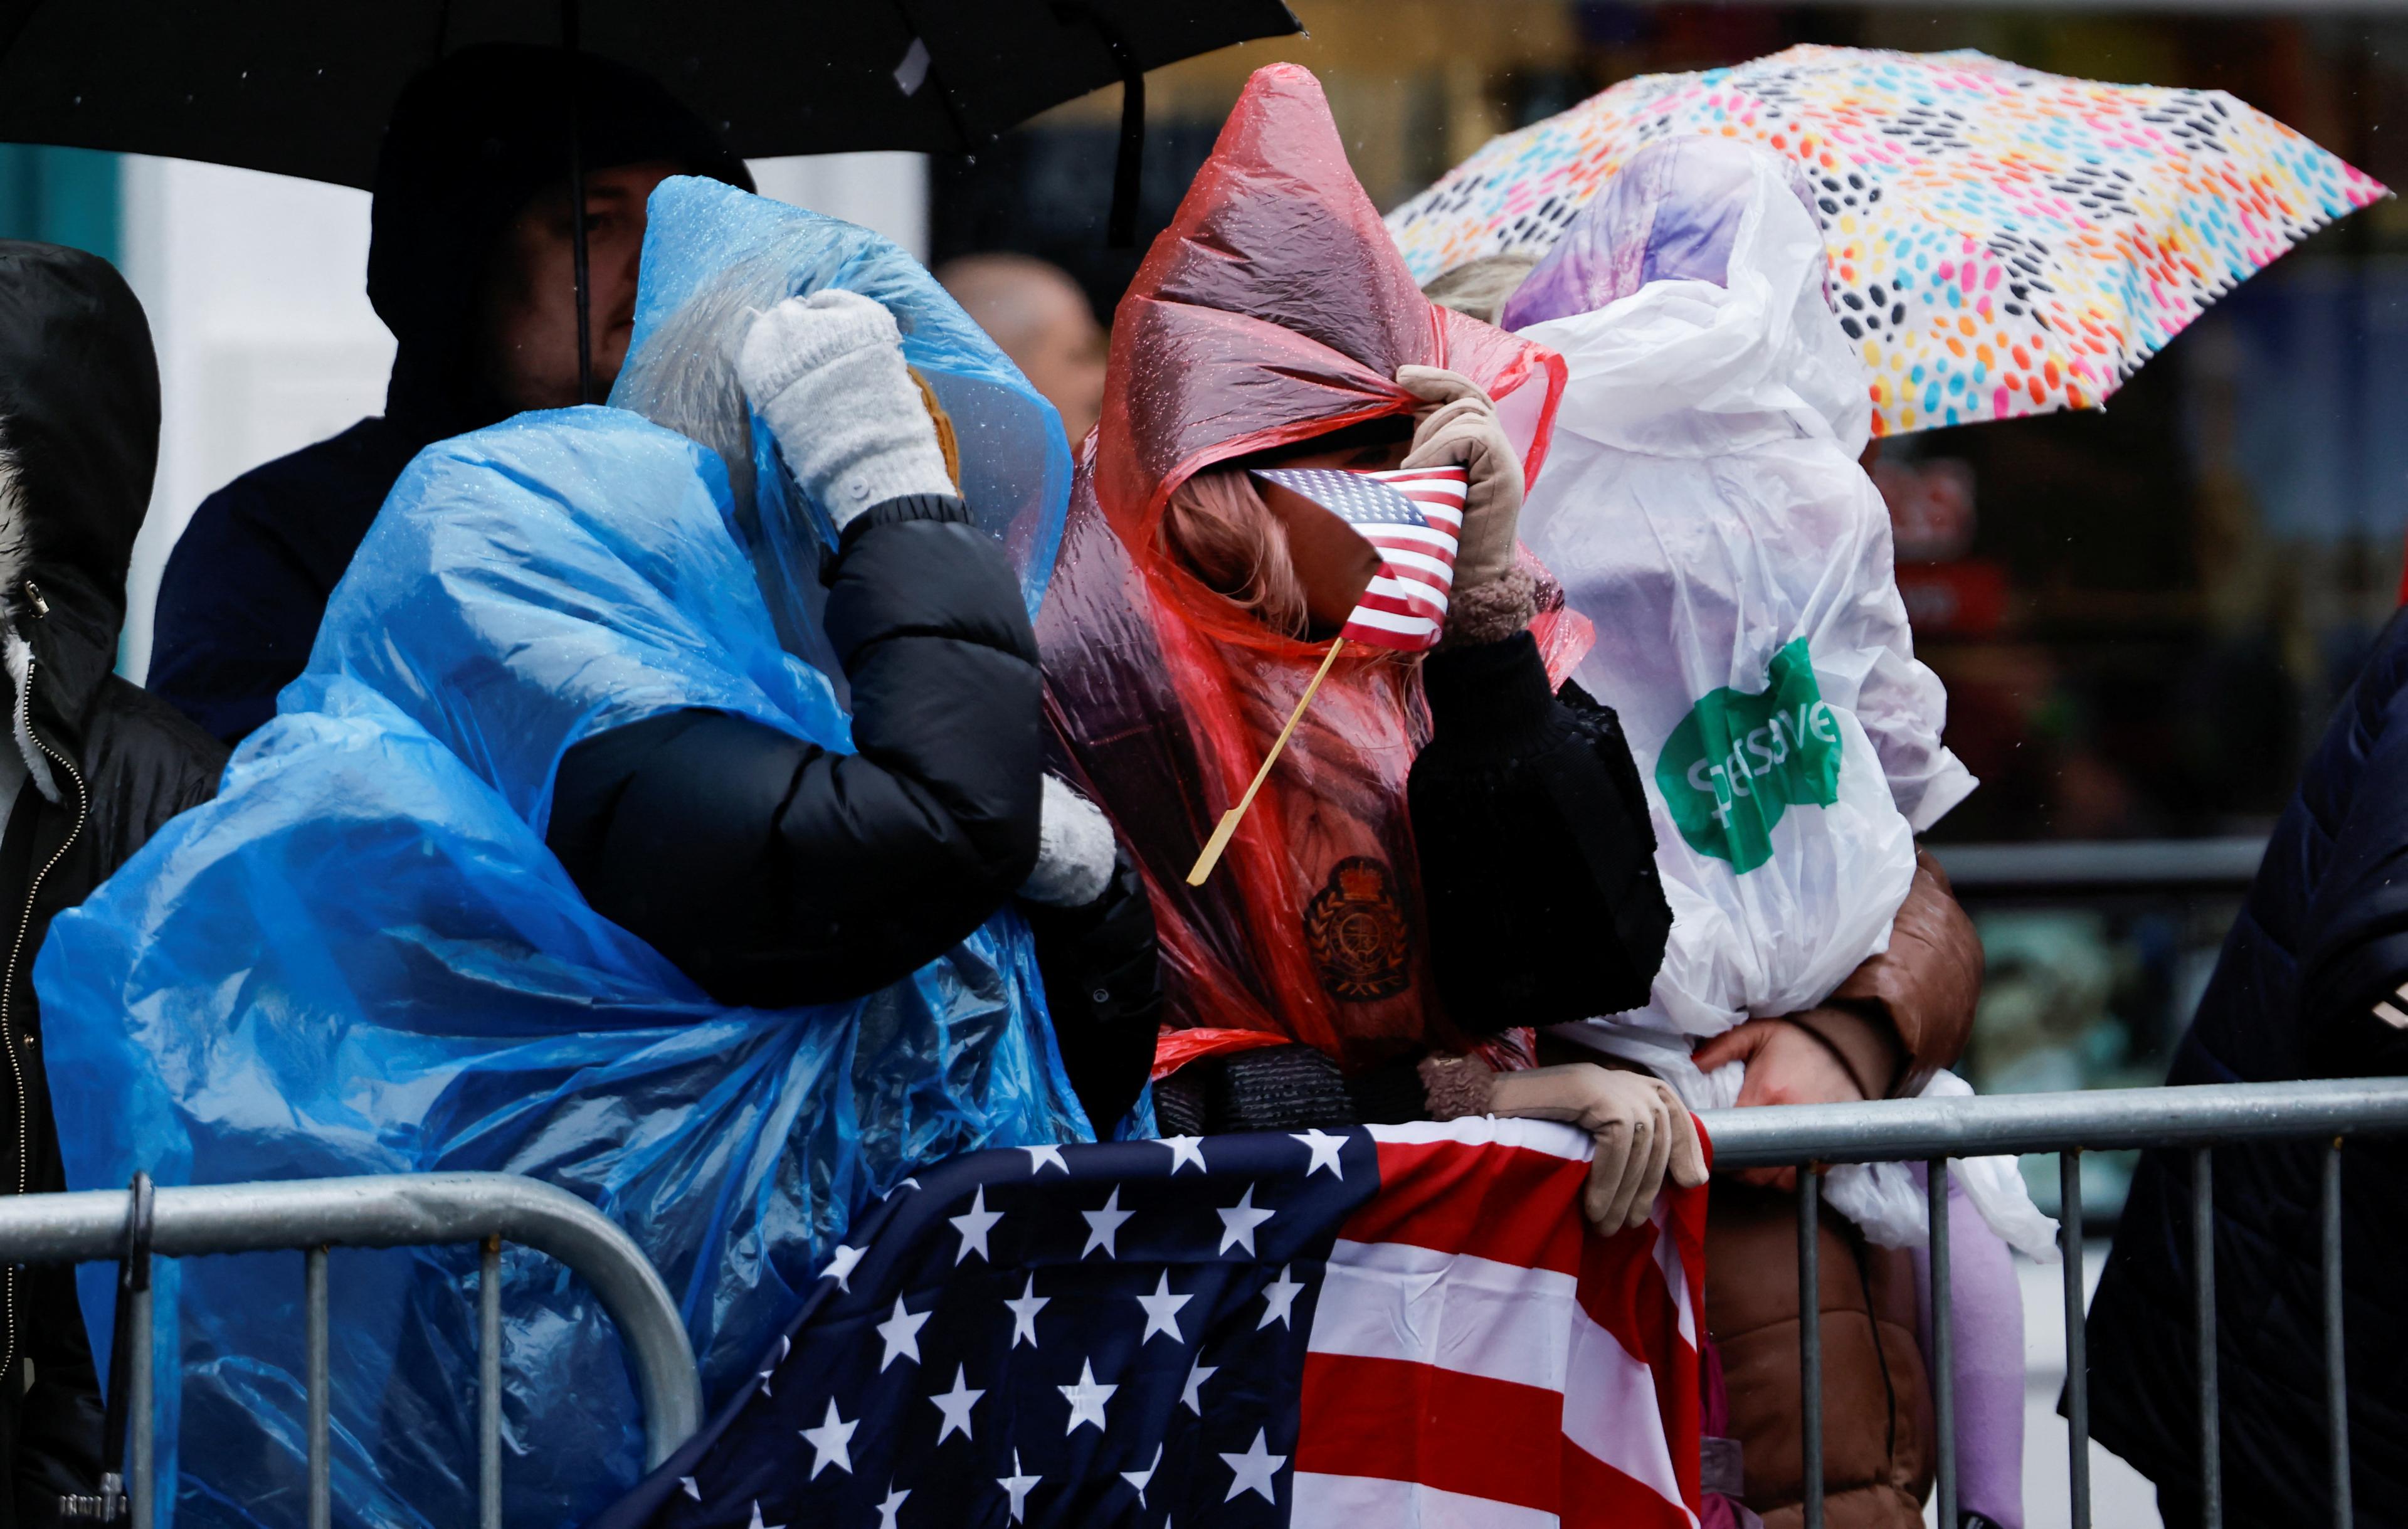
0;1172;702;1529
1699;1077;2408;1529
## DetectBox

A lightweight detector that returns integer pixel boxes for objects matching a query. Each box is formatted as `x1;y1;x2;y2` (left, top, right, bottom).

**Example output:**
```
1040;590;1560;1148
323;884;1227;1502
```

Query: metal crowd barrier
0;1172;702;1529
1925;835;2268;899
1699;1077;2408;1529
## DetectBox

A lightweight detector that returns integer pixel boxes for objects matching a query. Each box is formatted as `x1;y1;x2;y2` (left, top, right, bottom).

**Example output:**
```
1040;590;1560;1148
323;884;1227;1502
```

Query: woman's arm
547;492;1043;1008
546;290;1046;1008
1393;366;1674;1034
1411;633;1672;1031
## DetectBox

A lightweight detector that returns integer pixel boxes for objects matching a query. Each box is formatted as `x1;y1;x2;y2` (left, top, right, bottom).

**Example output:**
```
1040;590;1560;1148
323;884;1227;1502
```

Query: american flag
1251;465;1467;653
592;1118;1708;1529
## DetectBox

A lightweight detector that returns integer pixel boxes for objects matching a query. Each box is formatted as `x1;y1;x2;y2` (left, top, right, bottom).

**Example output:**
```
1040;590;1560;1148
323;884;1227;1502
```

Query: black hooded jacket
0;243;226;1525
2088;608;2408;1526
148;45;751;744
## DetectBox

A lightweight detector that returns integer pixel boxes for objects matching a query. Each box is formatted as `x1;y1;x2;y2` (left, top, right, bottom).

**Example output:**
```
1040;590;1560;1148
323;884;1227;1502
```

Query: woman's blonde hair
1160;468;1309;638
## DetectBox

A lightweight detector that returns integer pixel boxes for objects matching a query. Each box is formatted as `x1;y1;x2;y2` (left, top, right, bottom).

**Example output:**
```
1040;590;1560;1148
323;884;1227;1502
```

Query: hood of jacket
1504;137;1873;458
0;240;159;796
368;43;753;441
1096;63;1561;546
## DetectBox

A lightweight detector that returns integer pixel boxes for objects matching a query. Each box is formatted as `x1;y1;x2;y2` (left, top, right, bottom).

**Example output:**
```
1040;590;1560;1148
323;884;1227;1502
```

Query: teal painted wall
0;145;120;265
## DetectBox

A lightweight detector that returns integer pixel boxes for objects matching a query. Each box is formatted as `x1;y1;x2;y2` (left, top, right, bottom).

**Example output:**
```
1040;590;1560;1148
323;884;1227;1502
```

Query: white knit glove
1020;774;1118;908
736;290;956;530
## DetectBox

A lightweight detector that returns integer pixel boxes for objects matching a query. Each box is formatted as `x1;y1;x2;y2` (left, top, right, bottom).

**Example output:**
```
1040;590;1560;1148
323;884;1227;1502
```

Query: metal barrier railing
1698;1077;2408;1529
1926;836;2268;899
0;1172;702;1529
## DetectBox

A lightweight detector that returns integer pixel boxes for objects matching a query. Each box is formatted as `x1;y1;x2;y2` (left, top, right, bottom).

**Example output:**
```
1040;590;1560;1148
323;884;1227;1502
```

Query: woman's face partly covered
1252;435;1412;630
1161;420;1413;638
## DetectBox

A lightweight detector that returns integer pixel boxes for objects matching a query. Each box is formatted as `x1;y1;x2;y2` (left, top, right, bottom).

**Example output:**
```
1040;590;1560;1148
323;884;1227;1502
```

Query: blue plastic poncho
38;177;1089;1529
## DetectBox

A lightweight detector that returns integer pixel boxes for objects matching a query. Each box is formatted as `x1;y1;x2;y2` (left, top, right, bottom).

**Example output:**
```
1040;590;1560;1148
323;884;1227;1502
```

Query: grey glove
1021;774;1118;909
737;290;956;529
1422;1055;1708;1233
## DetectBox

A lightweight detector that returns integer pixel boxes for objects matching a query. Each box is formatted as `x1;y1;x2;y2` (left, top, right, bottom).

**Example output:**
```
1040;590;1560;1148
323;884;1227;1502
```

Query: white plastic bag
1509;139;1977;1052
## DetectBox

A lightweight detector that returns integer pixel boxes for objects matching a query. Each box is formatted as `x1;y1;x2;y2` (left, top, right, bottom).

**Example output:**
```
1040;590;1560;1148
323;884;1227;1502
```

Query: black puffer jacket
1412;632;1670;1032
546;494;1158;1125
2088;608;2408;1527
0;243;226;1525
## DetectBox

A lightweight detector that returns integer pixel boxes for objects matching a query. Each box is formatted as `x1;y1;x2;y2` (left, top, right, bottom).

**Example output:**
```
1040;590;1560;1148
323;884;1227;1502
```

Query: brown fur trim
1436;566;1536;650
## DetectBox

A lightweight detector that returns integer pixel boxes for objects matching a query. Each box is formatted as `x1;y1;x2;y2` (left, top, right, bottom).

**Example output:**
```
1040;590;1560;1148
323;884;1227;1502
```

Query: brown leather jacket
1708;850;1982;1528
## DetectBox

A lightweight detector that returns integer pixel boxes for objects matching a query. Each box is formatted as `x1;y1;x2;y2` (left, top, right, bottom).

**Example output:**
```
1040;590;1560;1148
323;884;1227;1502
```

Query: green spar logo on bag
1655;638;1842;873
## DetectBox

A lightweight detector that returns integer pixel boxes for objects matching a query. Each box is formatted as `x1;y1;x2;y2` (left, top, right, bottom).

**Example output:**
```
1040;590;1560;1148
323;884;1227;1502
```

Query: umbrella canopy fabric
1388;45;2387;436
0;0;1300;188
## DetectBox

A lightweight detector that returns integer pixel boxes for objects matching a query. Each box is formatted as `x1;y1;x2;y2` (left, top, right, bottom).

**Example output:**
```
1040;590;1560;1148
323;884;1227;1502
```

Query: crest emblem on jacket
1303;855;1412;1002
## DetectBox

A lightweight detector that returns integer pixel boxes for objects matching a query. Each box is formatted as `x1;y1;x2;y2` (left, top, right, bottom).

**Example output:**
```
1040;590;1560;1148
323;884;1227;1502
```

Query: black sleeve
546;494;1043;1008
2297;679;2408;1077
1407;631;1672;1034
1018;847;1162;1131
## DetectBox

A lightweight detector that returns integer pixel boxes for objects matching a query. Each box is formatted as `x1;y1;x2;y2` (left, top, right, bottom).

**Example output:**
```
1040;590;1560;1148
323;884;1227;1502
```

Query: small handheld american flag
1249;465;1467;653
1186;463;1470;885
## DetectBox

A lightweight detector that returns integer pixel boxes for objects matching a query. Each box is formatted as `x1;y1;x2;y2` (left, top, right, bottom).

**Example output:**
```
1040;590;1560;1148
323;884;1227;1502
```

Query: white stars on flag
1057;1358;1117;1434
1219;1427;1287;1503
1291;1129;1346;1180
1122;1442;1164;1507
875;1297;930;1371
998;1449;1040;1523
1023;1144;1069;1176
821;1242;865;1293
1181;1353;1218;1415
1134;1271;1193;1345
1157;1135;1208;1173
1258;1264;1304;1330
800;1397;856;1479
756;1335;790;1397
1217;1185;1275;1256
1080;1186;1133;1258
1005;1273;1049;1349
947;1186;1003;1265
928;1364;983;1444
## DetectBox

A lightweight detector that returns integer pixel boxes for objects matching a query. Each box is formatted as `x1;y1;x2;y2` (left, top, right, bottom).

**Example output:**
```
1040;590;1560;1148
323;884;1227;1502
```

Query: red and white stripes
1293;1117;1709;1528
1341;466;1465;652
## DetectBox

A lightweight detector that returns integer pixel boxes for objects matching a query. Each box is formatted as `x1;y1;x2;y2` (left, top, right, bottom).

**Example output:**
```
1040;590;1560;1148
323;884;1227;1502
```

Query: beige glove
1395;365;1524;593
1422;1055;1708;1234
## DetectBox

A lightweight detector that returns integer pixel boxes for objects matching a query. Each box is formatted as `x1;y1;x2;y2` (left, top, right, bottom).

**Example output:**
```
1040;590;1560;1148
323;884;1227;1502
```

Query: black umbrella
0;0;1299;391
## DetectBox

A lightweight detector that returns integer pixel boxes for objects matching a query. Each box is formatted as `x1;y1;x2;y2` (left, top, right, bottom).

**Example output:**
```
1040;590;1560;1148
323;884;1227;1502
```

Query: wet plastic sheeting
38;180;1085;1528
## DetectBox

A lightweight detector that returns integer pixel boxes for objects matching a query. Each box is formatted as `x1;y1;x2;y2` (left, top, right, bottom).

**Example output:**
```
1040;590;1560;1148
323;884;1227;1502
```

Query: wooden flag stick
1187;638;1347;886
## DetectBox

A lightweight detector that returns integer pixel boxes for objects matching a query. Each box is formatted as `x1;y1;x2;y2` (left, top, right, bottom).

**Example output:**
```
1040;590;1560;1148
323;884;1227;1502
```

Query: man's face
1015;283;1108;445
477;160;681;412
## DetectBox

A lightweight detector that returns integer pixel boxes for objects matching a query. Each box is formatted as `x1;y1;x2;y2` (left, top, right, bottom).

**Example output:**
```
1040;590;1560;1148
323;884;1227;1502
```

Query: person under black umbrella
147;45;752;746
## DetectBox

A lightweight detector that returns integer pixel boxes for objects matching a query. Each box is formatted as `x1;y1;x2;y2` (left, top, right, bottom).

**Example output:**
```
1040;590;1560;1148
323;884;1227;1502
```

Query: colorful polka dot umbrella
1387;45;2388;436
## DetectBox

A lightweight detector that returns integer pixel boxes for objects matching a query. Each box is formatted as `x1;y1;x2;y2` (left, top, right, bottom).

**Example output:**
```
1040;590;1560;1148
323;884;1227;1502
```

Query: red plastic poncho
1038;63;1577;1078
